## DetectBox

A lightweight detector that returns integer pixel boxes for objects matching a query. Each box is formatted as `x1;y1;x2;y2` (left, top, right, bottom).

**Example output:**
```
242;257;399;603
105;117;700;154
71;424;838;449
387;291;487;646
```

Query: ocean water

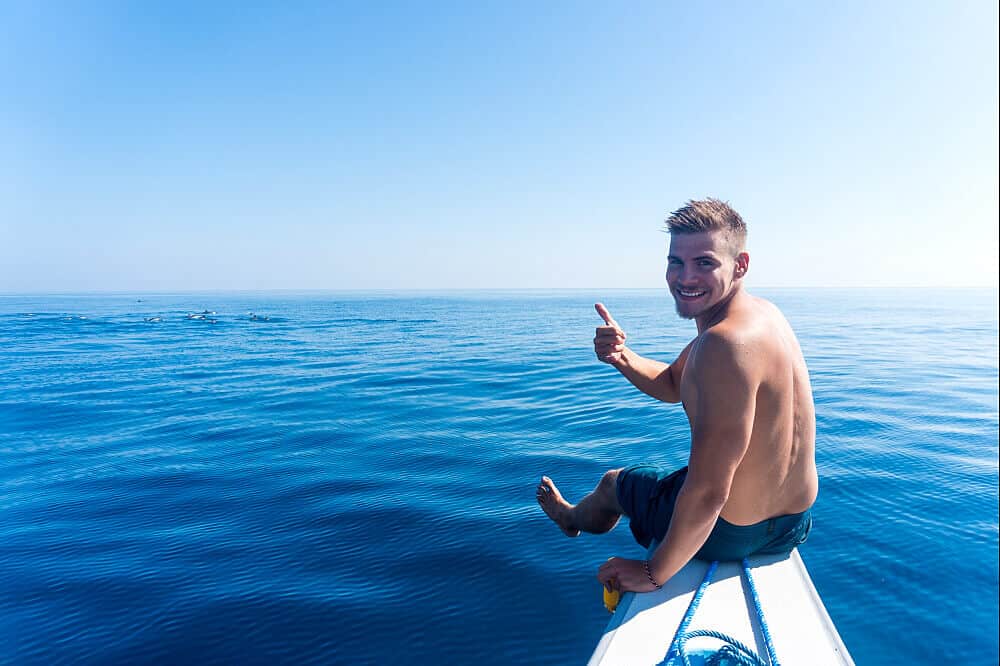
1;289;997;665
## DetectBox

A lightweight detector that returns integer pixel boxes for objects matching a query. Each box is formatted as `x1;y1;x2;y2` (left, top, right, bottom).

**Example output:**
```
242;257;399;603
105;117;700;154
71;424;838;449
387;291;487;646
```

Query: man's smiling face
665;230;748;320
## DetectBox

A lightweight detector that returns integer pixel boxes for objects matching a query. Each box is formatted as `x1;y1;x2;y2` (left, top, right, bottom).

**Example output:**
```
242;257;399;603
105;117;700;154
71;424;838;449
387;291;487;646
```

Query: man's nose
677;266;698;284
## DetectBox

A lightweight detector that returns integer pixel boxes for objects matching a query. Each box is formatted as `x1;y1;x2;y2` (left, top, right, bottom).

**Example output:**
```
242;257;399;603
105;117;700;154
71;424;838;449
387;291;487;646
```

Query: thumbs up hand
594;303;627;366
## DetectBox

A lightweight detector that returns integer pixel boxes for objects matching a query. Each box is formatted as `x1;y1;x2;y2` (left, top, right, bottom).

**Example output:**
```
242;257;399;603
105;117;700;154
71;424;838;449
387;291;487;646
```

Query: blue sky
2;1;997;291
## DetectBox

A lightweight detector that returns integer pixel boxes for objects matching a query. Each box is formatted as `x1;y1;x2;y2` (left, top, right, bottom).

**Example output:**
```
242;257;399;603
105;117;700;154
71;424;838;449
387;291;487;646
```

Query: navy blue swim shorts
615;463;812;561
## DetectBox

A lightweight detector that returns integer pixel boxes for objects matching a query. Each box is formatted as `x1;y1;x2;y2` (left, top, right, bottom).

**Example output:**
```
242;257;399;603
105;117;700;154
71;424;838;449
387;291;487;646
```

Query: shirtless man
536;198;818;593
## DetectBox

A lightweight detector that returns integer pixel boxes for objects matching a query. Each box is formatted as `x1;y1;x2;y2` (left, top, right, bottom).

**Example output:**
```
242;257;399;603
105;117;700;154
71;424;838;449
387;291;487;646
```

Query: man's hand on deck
594;303;627;366
597;556;658;593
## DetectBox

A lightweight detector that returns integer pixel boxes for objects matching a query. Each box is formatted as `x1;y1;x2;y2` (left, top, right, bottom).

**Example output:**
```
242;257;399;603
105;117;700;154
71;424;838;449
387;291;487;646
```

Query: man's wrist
643;559;662;590
612;347;632;371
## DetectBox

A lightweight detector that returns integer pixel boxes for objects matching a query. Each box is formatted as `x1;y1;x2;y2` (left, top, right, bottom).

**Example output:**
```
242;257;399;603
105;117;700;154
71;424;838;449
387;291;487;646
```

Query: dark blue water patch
0;400;101;433
0;289;997;664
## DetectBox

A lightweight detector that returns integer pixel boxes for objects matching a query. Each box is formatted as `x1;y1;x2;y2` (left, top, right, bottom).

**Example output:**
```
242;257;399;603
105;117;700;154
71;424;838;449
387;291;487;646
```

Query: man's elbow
680;482;730;513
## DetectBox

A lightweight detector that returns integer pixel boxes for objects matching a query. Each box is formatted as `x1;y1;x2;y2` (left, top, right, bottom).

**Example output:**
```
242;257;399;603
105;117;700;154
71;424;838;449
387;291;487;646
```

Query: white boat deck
589;549;854;666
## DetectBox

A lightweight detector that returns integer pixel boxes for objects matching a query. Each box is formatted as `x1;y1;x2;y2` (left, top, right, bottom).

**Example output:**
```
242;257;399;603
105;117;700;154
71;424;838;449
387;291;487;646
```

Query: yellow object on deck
603;586;620;613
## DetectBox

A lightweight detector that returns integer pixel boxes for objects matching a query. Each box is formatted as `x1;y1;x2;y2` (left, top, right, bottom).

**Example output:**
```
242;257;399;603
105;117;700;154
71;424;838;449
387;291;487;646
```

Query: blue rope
676;629;766;666
662;559;781;666
741;557;779;666
665;560;718;661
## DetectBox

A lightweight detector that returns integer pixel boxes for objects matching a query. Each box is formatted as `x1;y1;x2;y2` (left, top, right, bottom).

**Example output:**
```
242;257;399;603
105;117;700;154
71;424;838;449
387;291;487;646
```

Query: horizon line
1;285;998;297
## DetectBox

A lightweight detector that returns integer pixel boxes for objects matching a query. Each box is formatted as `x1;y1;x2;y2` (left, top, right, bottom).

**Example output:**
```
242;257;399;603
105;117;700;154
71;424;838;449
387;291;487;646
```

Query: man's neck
695;285;746;334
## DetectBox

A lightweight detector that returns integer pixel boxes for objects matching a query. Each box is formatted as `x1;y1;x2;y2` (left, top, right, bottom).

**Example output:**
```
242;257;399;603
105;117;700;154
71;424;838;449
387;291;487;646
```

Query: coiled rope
662;558;779;666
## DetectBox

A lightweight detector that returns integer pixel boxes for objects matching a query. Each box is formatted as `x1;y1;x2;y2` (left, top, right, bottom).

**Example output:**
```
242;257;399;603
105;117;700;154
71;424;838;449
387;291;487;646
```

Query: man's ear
735;252;750;278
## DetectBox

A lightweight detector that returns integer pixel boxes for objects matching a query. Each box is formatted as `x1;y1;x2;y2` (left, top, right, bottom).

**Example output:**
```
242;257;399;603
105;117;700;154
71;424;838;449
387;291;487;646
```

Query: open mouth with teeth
675;288;707;301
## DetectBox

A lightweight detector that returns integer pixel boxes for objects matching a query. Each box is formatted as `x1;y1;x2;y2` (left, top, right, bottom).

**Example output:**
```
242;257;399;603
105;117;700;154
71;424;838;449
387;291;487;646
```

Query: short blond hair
665;198;747;253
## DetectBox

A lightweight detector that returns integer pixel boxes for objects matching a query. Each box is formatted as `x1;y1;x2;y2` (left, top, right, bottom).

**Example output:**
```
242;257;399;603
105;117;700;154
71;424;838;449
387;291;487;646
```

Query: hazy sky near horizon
2;1;997;292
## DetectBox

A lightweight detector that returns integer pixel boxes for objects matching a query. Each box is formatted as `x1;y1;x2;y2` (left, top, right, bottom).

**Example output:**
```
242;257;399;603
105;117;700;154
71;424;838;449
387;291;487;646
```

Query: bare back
680;295;818;525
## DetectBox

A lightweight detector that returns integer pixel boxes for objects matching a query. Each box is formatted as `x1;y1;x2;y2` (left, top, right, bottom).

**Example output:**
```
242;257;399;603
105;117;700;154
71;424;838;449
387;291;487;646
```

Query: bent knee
598;468;623;500
597;468;625;514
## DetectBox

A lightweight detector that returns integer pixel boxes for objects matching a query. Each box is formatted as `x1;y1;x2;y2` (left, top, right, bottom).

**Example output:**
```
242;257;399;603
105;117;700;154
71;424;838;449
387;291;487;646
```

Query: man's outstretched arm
593;302;692;404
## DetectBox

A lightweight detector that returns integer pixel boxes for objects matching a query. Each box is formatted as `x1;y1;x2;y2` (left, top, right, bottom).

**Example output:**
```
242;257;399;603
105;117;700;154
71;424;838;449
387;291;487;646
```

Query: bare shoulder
750;295;803;349
733;296;795;343
752;295;793;326
698;324;747;350
692;326;754;374
693;300;781;377
754;296;785;321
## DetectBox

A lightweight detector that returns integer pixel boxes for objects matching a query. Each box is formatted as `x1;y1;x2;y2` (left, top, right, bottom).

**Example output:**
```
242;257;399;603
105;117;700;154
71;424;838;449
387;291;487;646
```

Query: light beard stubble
673;298;698;320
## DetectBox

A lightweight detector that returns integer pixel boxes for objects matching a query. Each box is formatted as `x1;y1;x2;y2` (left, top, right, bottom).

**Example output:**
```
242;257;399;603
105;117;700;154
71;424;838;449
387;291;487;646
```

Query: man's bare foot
536;476;581;537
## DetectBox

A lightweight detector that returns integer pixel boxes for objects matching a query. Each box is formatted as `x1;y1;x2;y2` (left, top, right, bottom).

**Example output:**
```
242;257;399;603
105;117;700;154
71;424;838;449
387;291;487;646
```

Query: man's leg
536;470;624;537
